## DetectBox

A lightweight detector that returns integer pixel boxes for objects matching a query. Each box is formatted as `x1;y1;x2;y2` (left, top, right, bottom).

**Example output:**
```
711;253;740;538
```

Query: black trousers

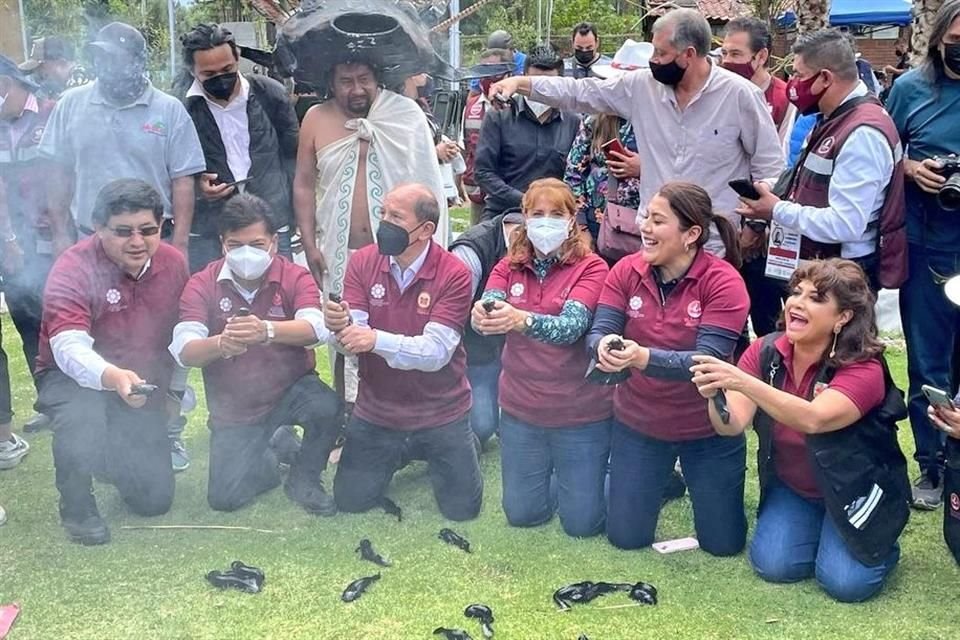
207;373;341;512
38;370;174;518
334;413;483;521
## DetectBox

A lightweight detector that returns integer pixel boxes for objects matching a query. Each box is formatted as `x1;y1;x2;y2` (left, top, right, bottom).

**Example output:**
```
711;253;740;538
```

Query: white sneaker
0;433;30;469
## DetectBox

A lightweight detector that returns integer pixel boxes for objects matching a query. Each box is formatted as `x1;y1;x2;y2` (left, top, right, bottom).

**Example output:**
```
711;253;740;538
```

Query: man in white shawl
294;60;448;403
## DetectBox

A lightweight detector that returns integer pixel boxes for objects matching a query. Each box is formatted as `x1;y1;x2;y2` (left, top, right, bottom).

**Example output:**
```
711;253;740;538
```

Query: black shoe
60;504;111;546
23;412;52;433
284;470;336;516
206;570;261;593
662;468;687;504
269;425;302;467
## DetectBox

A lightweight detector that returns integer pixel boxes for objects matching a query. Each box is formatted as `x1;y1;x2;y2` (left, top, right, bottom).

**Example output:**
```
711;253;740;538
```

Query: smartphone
130;383;158;397
922;384;956;410
223;177;253;189
601;138;627;157
728;178;761;200
653;537;700;554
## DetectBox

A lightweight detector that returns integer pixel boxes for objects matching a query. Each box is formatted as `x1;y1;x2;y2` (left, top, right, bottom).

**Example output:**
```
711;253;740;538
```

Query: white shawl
314;89;449;293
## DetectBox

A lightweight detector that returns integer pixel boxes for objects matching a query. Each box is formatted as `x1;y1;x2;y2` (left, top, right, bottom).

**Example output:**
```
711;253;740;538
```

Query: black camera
933;154;960;211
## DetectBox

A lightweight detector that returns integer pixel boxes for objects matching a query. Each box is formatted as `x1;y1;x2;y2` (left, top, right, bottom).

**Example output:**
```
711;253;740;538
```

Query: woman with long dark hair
691;259;910;601
586;181;749;555
472;178;613;537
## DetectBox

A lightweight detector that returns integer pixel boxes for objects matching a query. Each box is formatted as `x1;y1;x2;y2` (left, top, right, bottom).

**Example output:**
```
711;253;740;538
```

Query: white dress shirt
328;243;461;372
529;62;785;256
772;82;897;259
169;260;329;367
186;75;251;181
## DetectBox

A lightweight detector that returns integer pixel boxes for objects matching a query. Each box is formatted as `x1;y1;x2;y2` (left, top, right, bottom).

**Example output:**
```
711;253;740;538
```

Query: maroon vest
788;96;907;288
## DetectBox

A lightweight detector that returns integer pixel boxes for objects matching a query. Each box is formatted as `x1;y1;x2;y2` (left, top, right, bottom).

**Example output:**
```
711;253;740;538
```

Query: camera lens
938;173;960;211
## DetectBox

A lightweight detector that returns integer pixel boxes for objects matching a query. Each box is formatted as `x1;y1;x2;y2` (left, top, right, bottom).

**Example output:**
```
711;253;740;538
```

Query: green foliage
461;0;639;66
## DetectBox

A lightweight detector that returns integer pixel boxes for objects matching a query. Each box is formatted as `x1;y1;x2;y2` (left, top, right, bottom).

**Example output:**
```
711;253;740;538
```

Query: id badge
764;221;802;281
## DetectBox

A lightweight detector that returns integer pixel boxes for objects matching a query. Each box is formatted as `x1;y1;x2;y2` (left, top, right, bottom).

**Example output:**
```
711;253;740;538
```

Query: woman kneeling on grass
691;259;911;602
586;182;749;555
471;178;613;538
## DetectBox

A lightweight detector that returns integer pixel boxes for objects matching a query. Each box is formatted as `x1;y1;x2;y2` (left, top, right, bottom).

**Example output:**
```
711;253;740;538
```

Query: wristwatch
264;321;276;344
523;313;535;333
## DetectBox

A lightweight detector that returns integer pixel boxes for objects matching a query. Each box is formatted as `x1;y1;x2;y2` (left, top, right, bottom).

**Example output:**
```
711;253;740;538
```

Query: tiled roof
649;0;752;21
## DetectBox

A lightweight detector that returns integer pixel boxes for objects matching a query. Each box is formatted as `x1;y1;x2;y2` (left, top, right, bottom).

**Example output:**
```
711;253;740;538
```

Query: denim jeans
606;421;747;556
499;412;611;538
749;479;900;602
900;243;959;476
466;358;501;445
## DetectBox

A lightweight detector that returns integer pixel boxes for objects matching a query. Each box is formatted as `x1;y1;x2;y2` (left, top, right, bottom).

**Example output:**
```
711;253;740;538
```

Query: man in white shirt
182;23;300;274
488;8;784;258
734;28;904;292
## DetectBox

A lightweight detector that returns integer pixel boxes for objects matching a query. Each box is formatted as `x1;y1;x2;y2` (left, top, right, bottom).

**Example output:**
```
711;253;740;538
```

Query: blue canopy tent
780;0;913;27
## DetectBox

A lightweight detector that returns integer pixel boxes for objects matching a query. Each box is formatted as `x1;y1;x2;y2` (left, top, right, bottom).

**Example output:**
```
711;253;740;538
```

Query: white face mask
526;99;552;119
526;217;570;255
225;244;273;280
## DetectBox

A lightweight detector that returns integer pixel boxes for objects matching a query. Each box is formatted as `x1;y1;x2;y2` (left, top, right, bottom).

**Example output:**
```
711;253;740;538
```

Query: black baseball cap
19;36;75;72
1;54;41;91
87;22;146;58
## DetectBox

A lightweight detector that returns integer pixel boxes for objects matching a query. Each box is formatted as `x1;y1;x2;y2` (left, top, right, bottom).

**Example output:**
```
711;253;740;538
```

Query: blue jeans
499;412;610;538
607;421;746;556
900;243;958;475
749;480;900;602
466;358;501;445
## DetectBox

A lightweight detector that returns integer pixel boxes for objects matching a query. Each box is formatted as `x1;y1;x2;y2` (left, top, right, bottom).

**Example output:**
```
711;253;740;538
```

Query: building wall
773;27;909;70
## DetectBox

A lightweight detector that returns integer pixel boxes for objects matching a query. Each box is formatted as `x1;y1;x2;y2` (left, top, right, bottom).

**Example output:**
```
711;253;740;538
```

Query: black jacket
449;214;510;365
753;333;911;567
184;74;299;237
474;98;579;220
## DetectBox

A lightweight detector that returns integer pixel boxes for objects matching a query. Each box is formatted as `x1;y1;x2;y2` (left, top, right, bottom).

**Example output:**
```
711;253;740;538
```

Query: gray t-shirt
39;80;206;229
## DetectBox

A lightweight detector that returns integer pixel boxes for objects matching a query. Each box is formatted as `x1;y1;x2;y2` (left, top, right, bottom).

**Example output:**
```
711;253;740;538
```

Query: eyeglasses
106;225;161;238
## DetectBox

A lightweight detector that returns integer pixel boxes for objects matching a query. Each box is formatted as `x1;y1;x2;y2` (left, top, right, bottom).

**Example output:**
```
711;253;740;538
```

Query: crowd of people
1;1;960;604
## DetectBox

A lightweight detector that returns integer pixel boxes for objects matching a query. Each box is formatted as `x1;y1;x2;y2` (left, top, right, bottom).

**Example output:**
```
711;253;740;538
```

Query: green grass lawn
1;324;957;640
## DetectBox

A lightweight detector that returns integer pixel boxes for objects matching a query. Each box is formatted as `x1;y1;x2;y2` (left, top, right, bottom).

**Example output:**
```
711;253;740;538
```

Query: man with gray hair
488;8;783;258
736;28;905;294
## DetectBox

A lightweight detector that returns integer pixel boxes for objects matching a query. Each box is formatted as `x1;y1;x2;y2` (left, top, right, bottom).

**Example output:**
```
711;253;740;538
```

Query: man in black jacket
181;23;299;275
474;45;579;221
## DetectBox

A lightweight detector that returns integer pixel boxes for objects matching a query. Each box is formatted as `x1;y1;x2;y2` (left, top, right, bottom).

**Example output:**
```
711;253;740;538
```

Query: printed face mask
786;72;826;116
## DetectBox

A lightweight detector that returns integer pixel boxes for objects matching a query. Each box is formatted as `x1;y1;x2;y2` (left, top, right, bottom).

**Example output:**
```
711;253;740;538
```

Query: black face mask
202;72;238;101
944;43;960;76
649;58;687;86
376;220;426;256
574;49;596;66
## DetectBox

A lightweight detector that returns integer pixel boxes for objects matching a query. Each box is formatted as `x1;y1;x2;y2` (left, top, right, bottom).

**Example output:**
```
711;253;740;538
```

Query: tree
796;0;830;33
910;0;945;62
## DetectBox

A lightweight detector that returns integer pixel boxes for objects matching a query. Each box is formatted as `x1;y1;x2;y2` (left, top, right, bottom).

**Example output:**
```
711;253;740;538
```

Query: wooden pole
0;0;27;62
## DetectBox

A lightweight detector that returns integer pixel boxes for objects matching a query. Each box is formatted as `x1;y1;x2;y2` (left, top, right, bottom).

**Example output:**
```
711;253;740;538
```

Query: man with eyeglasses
35;178;188;545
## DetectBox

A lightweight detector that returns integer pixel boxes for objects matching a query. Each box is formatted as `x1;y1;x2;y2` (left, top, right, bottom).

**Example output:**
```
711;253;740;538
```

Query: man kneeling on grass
171;194;342;514
37;179;188;545
324;183;483;521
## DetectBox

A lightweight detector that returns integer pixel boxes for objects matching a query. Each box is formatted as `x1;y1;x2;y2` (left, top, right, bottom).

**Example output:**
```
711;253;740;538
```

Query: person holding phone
586;182;749;556
35;179;189;545
563;113;641;248
182;23;300;273
691;259;910;601
471;178;612;538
